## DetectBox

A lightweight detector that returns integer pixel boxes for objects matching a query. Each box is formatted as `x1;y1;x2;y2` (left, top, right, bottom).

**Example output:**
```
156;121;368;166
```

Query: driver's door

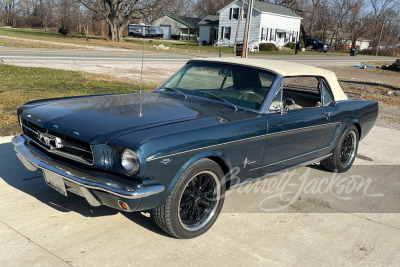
256;77;339;175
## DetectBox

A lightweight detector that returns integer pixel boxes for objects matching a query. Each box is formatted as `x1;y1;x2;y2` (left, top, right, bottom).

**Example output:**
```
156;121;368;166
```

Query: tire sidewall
335;125;359;172
168;159;226;239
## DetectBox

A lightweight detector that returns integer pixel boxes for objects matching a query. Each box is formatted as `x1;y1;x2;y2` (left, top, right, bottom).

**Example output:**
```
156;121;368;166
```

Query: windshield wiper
200;91;237;111
160;87;186;98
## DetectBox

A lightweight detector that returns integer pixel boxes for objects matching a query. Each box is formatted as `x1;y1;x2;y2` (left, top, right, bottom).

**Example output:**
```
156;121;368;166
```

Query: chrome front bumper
12;135;164;206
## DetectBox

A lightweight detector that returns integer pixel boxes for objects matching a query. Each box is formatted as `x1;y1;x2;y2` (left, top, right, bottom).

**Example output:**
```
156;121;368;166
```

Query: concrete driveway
1;126;399;266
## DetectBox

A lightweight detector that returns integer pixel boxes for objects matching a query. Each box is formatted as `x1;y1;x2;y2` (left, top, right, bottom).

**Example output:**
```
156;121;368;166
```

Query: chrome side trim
147;122;340;162
12;135;164;200
231;153;332;189
249;146;330;172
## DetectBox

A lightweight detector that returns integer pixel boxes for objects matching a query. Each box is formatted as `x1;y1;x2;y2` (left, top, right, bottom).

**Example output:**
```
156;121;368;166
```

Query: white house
198;15;219;46
216;0;302;47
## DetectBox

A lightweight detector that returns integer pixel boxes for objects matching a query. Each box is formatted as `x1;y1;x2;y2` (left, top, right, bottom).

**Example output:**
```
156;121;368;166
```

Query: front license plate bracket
43;170;67;196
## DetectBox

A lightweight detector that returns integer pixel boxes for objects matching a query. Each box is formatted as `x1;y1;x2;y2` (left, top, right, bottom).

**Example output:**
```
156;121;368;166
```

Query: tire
318;47;323;52
321;125;359;173
152;158;226;239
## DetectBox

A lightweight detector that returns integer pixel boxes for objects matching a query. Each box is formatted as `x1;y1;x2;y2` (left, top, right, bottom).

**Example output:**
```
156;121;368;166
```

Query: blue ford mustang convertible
13;58;378;238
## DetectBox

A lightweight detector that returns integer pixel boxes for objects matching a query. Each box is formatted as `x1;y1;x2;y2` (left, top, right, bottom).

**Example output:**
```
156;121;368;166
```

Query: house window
222;27;231;40
277;32;285;39
261;28;266;41
230;8;239;20
270;29;274;41
292;32;297;42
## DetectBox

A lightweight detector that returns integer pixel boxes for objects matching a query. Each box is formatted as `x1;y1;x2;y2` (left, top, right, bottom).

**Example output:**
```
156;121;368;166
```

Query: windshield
158;62;276;111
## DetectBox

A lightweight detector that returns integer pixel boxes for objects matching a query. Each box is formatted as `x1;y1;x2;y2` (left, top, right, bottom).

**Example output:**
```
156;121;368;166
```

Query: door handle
321;112;332;120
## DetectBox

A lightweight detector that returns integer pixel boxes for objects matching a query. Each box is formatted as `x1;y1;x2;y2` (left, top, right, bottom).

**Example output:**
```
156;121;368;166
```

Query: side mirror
269;101;281;112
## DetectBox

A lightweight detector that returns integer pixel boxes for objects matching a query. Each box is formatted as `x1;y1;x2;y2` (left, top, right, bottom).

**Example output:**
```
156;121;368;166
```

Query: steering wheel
239;91;264;102
283;98;296;110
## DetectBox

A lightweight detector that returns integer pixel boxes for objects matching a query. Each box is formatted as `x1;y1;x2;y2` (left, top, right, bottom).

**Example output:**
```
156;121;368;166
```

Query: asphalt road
0;46;396;63
0;126;400;266
1;47;396;84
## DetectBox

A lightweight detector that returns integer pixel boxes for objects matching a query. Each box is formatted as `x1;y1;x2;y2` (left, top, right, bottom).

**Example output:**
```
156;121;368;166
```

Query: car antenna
139;39;145;94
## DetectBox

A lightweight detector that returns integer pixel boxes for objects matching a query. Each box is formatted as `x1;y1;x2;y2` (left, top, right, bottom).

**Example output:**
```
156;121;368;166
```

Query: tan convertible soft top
191;57;348;101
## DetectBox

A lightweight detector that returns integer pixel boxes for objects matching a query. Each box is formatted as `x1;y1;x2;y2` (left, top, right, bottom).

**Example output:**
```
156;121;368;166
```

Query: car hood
19;92;232;144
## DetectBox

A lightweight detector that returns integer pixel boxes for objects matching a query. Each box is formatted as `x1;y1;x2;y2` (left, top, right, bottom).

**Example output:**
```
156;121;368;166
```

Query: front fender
136;150;231;211
164;150;231;202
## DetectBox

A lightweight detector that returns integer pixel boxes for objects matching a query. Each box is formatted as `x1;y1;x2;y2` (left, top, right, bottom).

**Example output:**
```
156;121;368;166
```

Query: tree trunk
107;18;130;42
108;23;123;42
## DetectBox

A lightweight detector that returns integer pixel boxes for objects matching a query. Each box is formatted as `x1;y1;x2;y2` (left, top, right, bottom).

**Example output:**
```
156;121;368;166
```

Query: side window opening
281;76;323;110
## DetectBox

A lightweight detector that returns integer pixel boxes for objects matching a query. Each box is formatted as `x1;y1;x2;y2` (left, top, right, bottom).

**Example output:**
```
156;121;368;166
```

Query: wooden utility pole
242;0;254;58
234;0;246;52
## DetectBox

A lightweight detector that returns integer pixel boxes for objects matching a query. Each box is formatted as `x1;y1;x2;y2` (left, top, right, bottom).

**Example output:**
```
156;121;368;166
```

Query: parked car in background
128;24;163;38
304;38;330;52
13;58;377;239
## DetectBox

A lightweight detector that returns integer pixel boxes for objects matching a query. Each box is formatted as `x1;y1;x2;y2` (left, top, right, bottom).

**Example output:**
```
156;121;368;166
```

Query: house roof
189;57;347;101
165;14;201;29
219;0;301;19
253;1;301;18
198;15;219;26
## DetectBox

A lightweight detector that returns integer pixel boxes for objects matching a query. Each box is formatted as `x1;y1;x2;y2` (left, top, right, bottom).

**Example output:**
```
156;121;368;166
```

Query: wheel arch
163;151;232;201
344;119;361;139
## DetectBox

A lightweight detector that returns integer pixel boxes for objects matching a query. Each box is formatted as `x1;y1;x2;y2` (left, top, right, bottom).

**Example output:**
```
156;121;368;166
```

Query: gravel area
325;65;400;130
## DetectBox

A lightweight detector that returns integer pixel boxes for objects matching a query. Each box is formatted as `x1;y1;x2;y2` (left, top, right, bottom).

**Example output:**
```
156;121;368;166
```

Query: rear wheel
153;158;225;239
321;125;359;172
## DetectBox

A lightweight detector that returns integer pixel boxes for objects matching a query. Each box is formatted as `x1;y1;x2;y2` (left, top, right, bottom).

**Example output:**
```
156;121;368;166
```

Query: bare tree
78;0;169;41
1;0;16;26
369;0;398;48
329;0;359;49
346;1;369;48
193;0;232;18
308;0;320;38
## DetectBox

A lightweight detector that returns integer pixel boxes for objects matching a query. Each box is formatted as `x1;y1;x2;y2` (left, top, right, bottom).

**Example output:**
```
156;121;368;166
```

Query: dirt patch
0;35;130;51
324;66;400;130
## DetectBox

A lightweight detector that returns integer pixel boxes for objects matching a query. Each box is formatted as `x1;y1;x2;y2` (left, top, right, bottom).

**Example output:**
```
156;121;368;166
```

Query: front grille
21;118;94;165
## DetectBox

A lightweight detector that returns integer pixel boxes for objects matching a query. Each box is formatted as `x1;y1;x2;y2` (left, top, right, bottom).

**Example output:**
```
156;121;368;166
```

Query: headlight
121;149;140;175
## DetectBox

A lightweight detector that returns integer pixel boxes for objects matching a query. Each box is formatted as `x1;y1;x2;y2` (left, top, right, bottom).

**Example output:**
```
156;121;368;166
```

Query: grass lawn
0;27;347;56
0;64;156;136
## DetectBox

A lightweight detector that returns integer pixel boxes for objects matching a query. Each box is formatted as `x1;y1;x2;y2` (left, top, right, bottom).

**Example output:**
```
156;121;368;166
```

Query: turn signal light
118;200;129;211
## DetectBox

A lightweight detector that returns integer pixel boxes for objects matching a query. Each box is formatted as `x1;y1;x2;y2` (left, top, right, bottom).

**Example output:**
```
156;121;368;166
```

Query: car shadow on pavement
0;141;168;237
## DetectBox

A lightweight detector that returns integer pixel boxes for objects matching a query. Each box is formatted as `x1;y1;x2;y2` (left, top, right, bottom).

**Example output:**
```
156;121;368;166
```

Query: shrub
359;47;400;57
299;39;304;49
285;42;296;50
259;43;278;51
58;26;69;36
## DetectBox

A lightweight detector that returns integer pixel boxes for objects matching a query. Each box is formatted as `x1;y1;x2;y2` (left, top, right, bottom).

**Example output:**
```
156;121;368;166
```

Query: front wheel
153;158;226;238
321;125;359;172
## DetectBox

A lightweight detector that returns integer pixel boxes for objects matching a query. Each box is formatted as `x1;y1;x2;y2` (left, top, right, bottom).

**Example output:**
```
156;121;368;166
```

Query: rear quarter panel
330;100;378;141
